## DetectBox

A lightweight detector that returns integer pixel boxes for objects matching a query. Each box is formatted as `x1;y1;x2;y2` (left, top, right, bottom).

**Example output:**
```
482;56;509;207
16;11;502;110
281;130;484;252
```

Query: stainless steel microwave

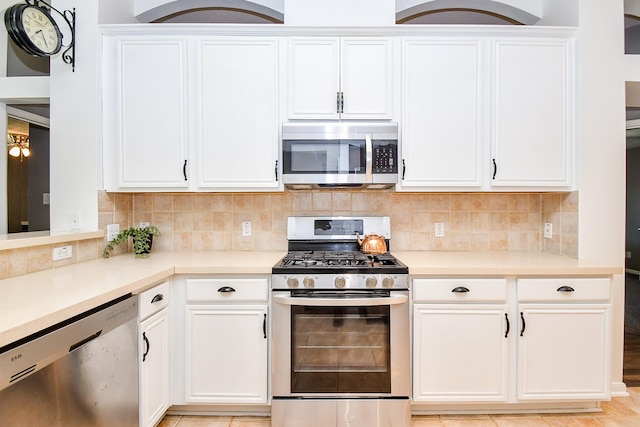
281;122;398;190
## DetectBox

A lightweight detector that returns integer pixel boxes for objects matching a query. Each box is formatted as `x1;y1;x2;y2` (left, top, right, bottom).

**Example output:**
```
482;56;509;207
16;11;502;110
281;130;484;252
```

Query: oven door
271;290;410;398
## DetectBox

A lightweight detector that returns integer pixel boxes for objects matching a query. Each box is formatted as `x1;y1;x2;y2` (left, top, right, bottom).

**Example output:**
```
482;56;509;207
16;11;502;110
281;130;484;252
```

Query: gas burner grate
277;251;403;269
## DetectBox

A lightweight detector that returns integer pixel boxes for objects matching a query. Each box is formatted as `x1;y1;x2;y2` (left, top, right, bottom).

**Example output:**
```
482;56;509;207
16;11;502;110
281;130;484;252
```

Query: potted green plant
103;225;161;258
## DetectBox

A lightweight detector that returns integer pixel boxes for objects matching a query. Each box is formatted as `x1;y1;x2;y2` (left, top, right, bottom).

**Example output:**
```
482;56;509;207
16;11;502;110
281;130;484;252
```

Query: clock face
21;6;61;55
4;4;62;57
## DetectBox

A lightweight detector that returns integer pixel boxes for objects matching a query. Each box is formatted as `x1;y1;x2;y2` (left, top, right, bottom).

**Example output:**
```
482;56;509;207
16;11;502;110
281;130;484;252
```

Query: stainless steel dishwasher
0;294;138;426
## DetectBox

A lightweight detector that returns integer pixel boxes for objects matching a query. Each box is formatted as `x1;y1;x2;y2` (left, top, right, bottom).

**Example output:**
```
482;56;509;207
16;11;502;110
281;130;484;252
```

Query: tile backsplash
98;190;578;257
0;190;578;280
0;238;102;280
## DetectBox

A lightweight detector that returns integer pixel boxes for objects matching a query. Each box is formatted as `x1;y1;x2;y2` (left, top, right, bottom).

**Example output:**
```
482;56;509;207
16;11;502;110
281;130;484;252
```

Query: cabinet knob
451;286;470;293
217;286;236;293
557;285;575;292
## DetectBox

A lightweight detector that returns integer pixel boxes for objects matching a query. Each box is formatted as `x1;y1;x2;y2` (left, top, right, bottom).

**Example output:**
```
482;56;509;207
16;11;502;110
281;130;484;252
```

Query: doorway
6;114;50;233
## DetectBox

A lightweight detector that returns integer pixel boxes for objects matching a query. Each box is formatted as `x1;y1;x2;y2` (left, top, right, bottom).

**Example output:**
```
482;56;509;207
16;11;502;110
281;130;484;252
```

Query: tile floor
159;331;640;427
159;387;640;426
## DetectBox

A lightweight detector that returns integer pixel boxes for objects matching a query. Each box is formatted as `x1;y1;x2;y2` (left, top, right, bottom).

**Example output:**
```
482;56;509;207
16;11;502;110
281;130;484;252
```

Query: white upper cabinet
288;37;393;119
195;38;280;190
399;30;575;191
103;36;190;189
102;29;281;192
400;38;485;188
491;37;574;187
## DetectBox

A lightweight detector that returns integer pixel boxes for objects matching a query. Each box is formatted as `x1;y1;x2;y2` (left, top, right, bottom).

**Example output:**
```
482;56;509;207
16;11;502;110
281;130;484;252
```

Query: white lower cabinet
184;277;269;404
413;278;509;402
516;278;611;400
138;282;171;427
412;276;612;405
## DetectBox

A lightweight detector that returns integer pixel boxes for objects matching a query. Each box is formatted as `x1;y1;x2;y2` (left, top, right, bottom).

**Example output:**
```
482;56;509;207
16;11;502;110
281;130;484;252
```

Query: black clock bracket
4;0;76;71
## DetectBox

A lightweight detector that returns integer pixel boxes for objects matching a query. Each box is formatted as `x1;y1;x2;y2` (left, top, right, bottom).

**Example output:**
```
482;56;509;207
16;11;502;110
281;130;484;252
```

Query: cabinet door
139;309;171;427
288;37;340;119
196;38;280;190
104;37;190;189
287;37;392;119
517;304;610;400
413;304;509;402
491;38;574;187
340;38;393;119
185;305;268;403
400;38;484;188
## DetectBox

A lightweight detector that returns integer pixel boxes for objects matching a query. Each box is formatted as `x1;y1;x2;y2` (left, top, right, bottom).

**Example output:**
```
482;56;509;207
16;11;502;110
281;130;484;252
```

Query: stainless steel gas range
271;216;411;427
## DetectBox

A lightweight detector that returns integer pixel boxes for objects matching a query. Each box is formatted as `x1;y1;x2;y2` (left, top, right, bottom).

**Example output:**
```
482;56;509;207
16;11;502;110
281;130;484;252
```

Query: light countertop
0;250;621;348
394;251;622;276
0;251;283;348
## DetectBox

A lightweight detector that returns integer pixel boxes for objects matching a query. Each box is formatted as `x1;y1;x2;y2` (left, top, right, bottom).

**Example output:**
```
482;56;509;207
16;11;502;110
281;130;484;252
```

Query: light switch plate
69;211;81;230
544;223;553;239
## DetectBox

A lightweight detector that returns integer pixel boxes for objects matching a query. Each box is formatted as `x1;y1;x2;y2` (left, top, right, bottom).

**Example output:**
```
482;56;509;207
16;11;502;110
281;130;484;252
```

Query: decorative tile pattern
97;190;578;256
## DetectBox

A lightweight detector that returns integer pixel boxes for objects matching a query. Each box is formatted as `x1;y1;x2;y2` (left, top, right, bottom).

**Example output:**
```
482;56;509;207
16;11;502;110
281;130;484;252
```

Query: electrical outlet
69;211;81;230
139;222;150;228
242;221;252;237
544;223;553;239
107;224;120;242
434;222;445;238
53;245;72;261
42;193;50;205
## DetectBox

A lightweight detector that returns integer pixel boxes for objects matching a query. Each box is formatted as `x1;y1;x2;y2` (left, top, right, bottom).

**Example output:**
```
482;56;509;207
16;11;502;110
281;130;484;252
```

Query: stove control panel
272;274;408;290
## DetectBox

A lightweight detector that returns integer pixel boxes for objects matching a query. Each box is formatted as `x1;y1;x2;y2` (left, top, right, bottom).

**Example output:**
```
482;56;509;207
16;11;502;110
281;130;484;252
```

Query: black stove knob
335;276;346;288
366;277;378;288
303;276;315;288
382;276;394;288
287;277;299;288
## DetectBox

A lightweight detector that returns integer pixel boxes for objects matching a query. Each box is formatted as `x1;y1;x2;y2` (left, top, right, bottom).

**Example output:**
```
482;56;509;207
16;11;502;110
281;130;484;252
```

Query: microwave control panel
373;143;397;174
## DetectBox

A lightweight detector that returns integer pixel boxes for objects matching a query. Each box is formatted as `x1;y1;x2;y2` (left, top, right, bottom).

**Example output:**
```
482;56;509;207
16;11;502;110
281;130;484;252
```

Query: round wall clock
4;3;62;57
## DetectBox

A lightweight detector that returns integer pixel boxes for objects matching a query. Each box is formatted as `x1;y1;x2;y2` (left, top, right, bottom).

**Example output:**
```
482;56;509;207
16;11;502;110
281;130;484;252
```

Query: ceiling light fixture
7;133;30;159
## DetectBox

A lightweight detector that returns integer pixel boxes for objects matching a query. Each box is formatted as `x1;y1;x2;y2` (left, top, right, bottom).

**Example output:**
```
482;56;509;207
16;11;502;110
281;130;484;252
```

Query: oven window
291;305;391;393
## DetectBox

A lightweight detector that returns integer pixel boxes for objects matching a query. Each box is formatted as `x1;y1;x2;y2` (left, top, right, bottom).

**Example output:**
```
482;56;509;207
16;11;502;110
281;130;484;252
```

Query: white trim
6;106;50;128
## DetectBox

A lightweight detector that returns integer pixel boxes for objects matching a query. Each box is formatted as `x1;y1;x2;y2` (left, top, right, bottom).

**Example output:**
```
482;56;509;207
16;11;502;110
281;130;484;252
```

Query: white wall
577;0;627;394
284;0;395;26
99;0;138;24
537;0;578;26
49;0;100;231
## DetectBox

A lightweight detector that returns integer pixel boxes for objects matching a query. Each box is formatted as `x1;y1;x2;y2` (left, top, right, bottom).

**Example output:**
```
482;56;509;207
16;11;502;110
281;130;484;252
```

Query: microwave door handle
365;134;373;181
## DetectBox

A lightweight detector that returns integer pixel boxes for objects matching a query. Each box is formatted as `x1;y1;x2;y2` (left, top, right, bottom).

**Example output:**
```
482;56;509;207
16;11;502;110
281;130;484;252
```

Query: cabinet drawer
517;277;610;302
413;278;507;303
138;281;170;321
186;278;269;303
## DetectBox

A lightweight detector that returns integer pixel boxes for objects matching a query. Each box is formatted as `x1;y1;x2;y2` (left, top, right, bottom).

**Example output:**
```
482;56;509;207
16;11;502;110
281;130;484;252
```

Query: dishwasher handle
69;330;102;352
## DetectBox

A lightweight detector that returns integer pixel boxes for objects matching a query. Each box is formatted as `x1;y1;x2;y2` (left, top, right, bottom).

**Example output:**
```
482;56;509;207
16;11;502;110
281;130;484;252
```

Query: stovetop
272;250;408;275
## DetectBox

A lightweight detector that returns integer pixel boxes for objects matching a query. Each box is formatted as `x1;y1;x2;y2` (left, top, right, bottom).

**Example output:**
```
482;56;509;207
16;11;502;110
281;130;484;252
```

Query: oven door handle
272;294;408;307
